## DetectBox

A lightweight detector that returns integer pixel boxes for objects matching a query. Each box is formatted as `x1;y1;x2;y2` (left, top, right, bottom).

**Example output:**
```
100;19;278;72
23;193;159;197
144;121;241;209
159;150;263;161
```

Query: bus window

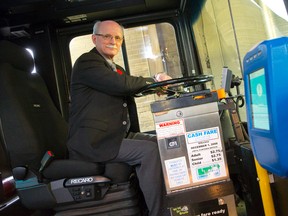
192;0;288;121
69;22;182;132
125;23;182;132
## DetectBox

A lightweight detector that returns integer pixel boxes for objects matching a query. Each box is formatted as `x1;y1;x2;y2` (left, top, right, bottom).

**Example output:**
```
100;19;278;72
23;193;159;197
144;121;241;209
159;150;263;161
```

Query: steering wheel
134;74;213;97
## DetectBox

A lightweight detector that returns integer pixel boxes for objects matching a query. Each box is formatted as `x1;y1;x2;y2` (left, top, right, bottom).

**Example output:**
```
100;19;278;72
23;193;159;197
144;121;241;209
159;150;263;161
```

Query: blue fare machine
243;37;288;177
151;91;237;216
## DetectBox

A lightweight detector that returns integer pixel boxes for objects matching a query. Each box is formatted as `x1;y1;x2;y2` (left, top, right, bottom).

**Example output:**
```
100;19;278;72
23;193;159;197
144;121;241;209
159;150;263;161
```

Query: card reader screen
249;68;270;130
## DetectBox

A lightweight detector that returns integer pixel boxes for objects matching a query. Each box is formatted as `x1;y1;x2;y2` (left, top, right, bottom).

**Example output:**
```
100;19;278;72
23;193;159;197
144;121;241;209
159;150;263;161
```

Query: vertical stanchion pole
254;158;276;216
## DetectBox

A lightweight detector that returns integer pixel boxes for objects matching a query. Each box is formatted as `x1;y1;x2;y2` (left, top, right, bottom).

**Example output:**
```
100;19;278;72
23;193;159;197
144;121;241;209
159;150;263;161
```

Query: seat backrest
0;40;67;171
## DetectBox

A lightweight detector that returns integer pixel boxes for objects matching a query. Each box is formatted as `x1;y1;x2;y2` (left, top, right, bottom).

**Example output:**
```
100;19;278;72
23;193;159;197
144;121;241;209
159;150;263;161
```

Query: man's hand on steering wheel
153;72;172;82
153;72;172;96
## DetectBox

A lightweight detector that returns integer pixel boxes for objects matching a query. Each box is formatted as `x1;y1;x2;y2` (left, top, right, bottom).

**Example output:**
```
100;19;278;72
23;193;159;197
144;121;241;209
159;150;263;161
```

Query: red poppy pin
116;68;123;75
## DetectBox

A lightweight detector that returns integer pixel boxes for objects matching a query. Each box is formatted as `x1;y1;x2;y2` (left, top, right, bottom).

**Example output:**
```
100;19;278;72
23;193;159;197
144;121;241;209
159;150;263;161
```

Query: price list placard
185;126;227;183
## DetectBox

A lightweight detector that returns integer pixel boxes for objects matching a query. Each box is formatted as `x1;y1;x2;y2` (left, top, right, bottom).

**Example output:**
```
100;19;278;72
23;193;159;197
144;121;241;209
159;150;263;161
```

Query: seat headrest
0;40;34;73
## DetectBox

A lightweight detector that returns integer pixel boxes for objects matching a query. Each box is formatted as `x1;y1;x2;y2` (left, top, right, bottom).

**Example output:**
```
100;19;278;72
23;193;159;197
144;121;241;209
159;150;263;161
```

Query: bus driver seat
0;40;139;215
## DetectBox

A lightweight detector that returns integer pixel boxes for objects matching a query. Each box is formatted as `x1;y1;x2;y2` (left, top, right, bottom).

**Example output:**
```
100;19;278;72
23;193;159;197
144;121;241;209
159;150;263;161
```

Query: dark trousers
110;132;168;216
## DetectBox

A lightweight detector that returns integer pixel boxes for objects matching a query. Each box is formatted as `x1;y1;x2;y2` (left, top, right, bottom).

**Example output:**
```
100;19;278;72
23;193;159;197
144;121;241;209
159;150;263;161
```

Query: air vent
64;14;87;23
10;26;30;38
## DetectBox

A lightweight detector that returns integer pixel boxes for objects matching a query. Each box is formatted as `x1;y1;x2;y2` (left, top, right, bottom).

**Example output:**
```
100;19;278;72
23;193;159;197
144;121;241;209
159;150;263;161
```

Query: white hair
92;20;124;35
92;21;101;34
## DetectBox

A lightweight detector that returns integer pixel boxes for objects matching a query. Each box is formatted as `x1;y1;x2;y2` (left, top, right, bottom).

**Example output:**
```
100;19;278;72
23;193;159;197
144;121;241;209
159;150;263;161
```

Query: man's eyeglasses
95;34;124;42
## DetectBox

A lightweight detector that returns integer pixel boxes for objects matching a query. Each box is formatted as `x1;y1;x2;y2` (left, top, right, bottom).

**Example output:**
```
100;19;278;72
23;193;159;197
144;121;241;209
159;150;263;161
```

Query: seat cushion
42;160;105;180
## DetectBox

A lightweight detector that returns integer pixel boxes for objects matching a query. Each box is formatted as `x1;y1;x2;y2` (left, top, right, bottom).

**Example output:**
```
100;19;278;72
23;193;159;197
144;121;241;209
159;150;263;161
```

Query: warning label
156;119;185;139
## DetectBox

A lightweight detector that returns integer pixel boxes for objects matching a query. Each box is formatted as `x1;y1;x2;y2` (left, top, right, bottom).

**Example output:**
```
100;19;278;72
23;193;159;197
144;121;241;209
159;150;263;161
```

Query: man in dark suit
67;20;171;216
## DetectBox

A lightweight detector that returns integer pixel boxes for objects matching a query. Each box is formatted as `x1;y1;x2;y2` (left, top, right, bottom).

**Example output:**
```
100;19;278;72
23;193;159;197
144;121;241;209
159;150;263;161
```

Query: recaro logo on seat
70;177;94;184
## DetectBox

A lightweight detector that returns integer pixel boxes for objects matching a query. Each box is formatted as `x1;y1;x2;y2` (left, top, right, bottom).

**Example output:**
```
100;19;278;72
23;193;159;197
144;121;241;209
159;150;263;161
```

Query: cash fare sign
186;128;218;142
